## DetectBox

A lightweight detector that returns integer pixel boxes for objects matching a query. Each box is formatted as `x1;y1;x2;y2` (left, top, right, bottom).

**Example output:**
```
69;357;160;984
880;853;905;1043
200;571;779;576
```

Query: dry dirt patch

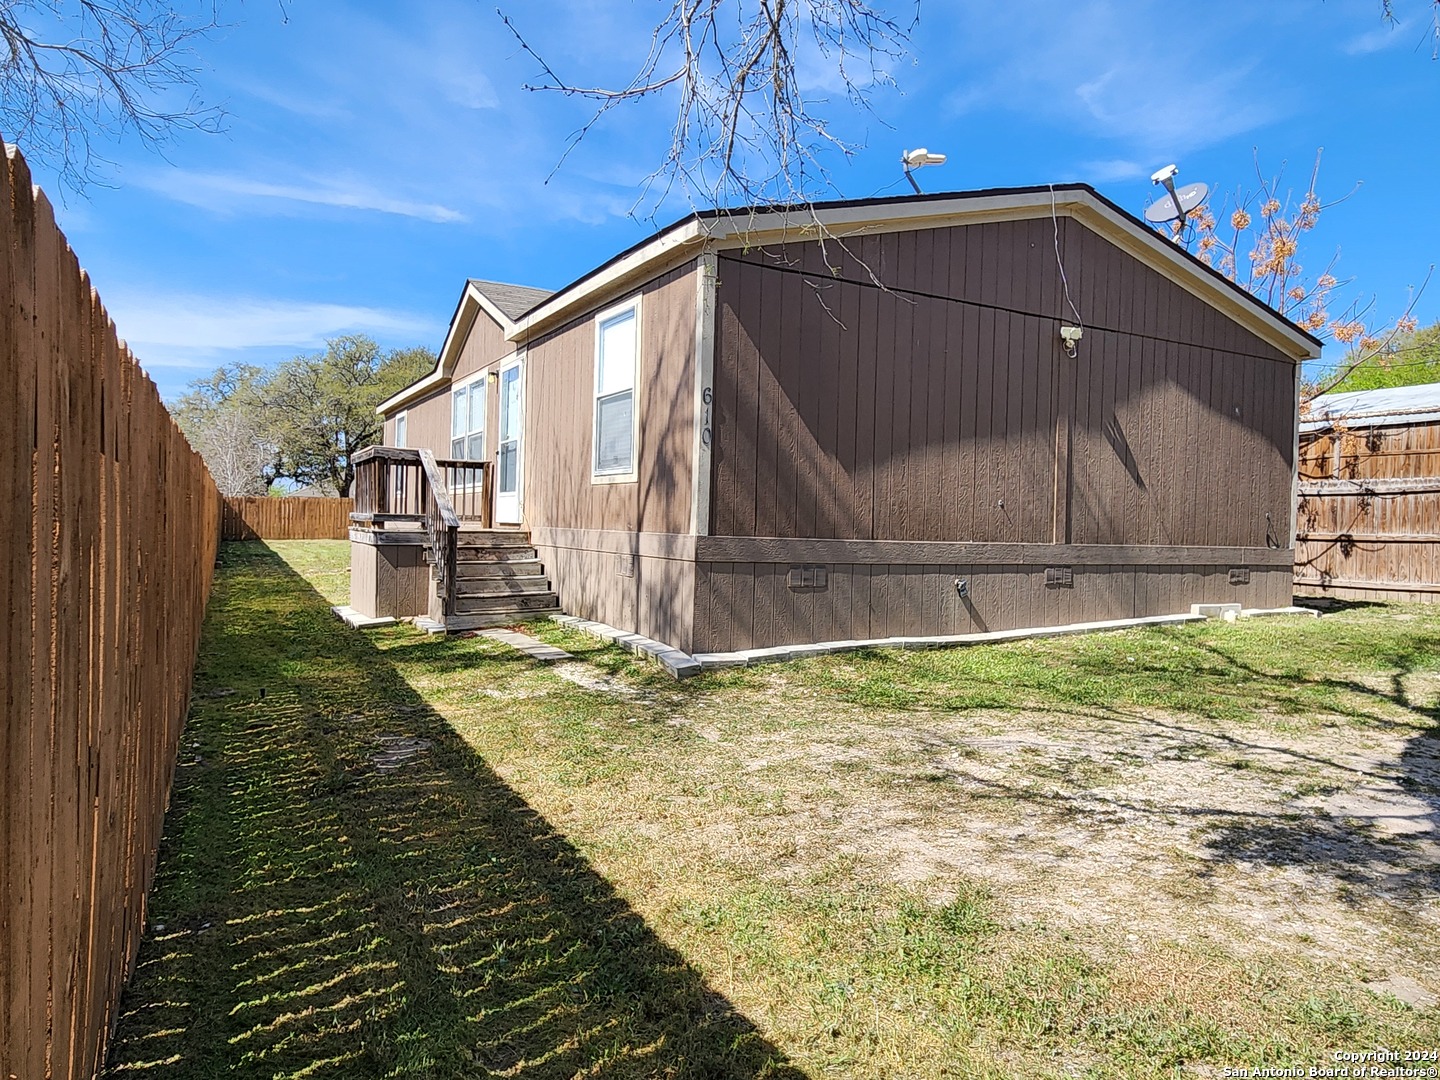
668;692;1440;997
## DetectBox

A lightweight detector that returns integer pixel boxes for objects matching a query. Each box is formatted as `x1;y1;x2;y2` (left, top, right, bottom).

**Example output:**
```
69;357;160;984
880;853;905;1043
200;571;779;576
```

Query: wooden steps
452;591;562;615
455;559;544;579
428;528;560;630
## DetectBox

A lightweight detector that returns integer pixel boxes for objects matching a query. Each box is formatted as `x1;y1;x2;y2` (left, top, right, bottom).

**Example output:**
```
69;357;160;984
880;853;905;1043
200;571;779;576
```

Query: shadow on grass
1291;597;1390;613
104;542;803;1079
814;622;1440;910
1181;636;1440;905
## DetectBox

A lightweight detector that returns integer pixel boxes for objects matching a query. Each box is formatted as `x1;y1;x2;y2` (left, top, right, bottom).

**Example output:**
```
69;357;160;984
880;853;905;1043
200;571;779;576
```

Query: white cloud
155;3;655;233
229;78;355;122
929;0;1285;161
104;292;438;369
432;58;500;110
1071;60;1277;154
138;169;468;222
1079;158;1147;183
1344;19;1412;54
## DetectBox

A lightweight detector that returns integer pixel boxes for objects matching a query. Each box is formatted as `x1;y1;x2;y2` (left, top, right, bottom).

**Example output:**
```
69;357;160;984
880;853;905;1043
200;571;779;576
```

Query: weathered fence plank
221;495;354;540
0;139;221;1080
1297;419;1440;601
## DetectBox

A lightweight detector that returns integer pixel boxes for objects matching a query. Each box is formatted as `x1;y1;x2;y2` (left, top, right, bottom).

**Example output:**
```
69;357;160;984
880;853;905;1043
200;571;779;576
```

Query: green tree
266;336;434;497
174;341;434;497
173;362;279;497
1326;318;1440;394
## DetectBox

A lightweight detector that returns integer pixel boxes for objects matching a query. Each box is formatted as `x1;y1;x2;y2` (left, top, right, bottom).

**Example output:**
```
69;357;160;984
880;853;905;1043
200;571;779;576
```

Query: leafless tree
500;0;918;214
1;0;223;191
1173;151;1433;401
191;407;276;497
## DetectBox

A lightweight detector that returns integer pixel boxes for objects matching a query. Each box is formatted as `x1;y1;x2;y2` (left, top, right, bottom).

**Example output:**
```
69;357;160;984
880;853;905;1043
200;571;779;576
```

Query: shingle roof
467;279;554;321
1302;381;1440;431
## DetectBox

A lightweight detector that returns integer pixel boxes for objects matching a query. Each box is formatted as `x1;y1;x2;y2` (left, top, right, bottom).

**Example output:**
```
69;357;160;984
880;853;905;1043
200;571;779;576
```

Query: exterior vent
1228;567;1251;585
787;564;828;591
616;553;636;578
1045;566;1074;588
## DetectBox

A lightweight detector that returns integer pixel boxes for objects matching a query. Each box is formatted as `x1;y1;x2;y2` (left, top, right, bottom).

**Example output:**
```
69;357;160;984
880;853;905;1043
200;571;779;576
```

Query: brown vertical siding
371;208;1300;653
523;263;697;535
371;264;698;647
690;555;1291;653
530;538;697;652
700;213;1298;650
711;252;1068;542
711;216;1295;549
350;539;430;618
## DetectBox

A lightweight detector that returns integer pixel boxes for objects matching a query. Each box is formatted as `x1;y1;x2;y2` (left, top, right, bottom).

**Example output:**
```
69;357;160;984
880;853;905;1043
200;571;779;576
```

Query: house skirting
530;527;697;654
531;528;1294;655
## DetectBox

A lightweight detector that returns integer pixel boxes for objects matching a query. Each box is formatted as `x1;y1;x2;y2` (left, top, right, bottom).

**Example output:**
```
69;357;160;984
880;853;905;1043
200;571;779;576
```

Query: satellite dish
1144;181;1208;224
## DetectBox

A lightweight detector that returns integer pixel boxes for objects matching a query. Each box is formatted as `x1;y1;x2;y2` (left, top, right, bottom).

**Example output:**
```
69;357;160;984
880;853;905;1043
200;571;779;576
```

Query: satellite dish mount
1144;164;1208;244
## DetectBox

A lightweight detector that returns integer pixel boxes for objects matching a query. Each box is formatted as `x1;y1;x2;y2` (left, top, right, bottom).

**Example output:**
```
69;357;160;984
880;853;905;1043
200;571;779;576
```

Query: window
450;375;486;460
593;299;639;481
395;412;407;448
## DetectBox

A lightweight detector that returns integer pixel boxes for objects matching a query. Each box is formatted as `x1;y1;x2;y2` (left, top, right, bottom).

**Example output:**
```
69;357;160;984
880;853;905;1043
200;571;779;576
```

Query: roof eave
509;186;1321;362
1067;189;1322;362
381;184;1322;416
377;282;519;415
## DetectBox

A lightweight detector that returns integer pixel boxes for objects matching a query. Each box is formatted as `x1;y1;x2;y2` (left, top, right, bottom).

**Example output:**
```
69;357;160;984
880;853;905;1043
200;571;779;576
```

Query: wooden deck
349;447;558;629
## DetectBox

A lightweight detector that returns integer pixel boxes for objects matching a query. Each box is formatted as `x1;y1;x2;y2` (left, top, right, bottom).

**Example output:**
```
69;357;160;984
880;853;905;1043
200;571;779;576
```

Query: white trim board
691;607;1316;669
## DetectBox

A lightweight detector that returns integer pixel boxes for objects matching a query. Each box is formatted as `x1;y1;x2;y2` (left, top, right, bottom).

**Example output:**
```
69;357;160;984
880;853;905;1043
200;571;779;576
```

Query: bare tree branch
498;0;918;215
0;0;223;192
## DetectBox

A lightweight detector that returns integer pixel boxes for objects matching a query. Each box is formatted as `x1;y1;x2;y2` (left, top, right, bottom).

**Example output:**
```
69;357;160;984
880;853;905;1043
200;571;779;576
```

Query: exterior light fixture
902;148;948;194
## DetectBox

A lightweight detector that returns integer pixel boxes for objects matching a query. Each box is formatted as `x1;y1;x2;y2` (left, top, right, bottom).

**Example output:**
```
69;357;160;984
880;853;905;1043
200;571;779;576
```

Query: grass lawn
104;541;1440;1079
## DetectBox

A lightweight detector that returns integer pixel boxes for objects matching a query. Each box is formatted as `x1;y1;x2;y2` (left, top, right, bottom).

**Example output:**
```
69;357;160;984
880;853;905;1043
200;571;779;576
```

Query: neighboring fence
0;143;221;1079
1296;417;1440;601
221;495;353;540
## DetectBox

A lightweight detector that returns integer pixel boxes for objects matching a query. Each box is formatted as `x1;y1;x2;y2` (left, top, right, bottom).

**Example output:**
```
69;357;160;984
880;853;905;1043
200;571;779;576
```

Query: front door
496;357;523;524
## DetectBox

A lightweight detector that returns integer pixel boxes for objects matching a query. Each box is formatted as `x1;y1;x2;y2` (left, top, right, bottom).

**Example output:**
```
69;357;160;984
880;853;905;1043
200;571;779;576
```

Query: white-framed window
394;411;407;448
450;372;486;460
593;296;641;482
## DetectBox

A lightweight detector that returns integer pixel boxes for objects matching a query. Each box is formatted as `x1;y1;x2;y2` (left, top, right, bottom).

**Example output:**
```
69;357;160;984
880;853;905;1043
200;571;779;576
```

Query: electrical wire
1049;183;1084;333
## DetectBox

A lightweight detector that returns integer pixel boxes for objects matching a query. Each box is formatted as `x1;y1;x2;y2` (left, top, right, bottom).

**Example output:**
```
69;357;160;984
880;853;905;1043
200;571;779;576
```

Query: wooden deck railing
437;457;495;523
418;449;460;615
351;446;493;617
352;446;494;528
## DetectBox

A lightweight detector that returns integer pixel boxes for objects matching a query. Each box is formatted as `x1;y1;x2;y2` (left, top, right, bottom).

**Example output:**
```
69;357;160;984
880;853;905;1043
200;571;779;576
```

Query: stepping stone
371;735;431;771
331;605;396;629
478;628;573;663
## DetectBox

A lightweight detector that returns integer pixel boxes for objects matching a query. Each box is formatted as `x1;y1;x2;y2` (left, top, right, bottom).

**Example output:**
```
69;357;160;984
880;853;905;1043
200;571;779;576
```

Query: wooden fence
222;495;354;540
1296;420;1440;601
0;142;221;1079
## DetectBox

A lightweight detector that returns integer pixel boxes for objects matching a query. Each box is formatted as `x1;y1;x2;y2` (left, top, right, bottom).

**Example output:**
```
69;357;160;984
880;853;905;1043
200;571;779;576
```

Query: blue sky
22;0;1440;402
